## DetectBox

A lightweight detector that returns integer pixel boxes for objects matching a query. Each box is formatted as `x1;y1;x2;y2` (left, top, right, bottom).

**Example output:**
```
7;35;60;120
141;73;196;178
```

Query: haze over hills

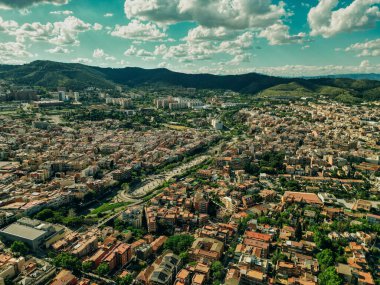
305;74;380;81
0;60;379;102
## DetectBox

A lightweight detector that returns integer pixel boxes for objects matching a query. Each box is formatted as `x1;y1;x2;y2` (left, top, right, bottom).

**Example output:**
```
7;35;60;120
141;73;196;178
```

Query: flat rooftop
1;223;46;240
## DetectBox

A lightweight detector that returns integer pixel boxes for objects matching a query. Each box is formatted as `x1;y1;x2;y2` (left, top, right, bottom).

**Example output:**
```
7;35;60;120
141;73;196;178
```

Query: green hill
258;82;316;98
0;60;379;101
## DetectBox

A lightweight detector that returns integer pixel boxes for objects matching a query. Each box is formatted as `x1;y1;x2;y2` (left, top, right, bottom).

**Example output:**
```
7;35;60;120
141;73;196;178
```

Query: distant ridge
0;60;379;101
305;73;380;81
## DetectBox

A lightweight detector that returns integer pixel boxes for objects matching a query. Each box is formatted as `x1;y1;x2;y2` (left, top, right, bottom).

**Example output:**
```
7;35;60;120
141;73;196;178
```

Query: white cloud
194;65;256;75
158;61;171;68
8;16;92;46
111;19;166;41
227;53;251;65
50;16;92;45
93;23;103;30
254;62;380;77
308;0;380;38
259;22;306;45
93;48;105;58
124;0;287;30
0;0;69;9
104;13;114;17
12;22;55;43
218;32;254;55
124;31;254;63
46;46;70;53
0;16;19;32
116;59;128;66
124;45;155;61
93;48;116;61
360;59;370;68
344;38;380;57
19;8;31;15
71;57;92;64
0;41;33;64
192;61;380;76
153;42;214;62
150;32;253;63
50;10;72;15
125;45;153;56
124;45;137;56
185;26;238;42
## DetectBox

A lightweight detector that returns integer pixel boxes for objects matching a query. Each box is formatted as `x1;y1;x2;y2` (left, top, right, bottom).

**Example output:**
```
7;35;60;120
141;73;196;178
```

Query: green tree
295;221;303;241
164;234;195;254
127;226;146;240
336;255;347;264
252;194;263;204
238;214;254;234
313;230;331;249
227;241;238;256
97;263;110;276
245;163;260;175
272;248;286;265
10;241;29;255
62;216;84;227
317;249;335;271
179;252;189;264
318;266;343;285
53;253;81;273
4;277;13;285
283;180;301;191
82;260;94;272
34;209;55;221
211;261;224;281
211;261;223;272
117;274;133;285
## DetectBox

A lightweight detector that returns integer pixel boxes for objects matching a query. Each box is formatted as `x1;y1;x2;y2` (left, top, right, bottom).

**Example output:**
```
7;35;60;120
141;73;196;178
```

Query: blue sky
0;0;379;76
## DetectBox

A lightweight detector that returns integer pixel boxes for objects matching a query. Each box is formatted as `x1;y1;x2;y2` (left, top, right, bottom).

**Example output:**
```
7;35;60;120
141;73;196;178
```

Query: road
116;140;226;201
96;199;144;228
95;140;227;228
117;155;210;201
96;154;212;228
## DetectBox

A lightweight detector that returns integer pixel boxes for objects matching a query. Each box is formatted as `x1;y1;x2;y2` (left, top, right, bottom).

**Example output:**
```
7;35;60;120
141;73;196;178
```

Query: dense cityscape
0;81;378;285
0;0;380;284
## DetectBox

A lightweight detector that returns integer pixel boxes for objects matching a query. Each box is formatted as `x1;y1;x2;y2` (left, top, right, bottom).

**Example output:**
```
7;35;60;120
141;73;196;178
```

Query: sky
0;0;379;76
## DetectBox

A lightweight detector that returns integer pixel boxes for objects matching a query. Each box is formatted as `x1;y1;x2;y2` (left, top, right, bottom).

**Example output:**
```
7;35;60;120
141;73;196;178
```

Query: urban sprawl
0;82;379;285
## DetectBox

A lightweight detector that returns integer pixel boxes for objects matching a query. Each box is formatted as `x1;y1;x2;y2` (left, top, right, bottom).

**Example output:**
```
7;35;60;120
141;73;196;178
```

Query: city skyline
0;0;379;76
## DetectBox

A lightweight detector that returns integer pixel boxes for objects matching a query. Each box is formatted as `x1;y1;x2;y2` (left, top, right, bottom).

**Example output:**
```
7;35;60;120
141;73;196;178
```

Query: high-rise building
193;191;209;214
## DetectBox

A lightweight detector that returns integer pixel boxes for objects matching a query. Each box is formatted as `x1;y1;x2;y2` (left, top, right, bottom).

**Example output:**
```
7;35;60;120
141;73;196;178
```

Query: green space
33;208;95;228
163;234;195;254
89;202;132;215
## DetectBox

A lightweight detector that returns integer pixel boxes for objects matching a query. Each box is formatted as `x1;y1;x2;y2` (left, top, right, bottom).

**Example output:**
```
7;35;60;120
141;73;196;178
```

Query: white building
211;119;223;130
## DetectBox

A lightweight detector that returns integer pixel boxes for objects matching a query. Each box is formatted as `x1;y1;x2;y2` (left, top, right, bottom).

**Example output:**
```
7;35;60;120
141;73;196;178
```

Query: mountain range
0;61;379;102
305;74;380;81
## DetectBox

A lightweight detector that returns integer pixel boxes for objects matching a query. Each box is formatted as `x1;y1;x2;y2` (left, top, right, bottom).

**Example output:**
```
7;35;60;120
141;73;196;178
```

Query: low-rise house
136;252;182;285
282;192;323;206
175;269;191;285
192;273;205;285
50;270;77;285
188;237;224;264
